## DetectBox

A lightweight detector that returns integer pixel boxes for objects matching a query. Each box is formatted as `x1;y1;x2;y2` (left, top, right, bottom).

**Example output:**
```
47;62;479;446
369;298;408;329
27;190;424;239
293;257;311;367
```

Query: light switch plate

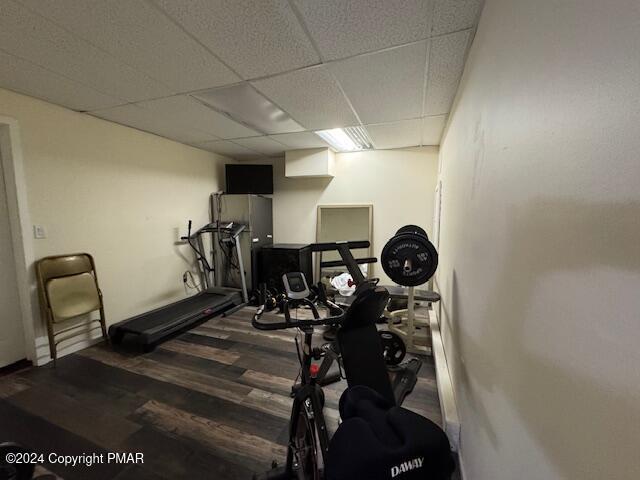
33;224;47;239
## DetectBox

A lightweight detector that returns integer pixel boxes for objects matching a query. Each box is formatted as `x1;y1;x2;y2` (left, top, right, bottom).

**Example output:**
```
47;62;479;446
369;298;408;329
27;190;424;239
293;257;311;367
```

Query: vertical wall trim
429;305;462;451
0;116;38;363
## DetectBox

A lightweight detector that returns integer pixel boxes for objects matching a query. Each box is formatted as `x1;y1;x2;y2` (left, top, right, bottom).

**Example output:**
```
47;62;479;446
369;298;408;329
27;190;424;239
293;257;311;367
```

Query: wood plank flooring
0;306;443;479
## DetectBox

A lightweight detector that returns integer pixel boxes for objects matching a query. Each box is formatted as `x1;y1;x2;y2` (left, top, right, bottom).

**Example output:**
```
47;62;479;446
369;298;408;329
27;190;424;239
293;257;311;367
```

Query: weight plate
379;331;406;366
396;224;428;240
381;232;438;286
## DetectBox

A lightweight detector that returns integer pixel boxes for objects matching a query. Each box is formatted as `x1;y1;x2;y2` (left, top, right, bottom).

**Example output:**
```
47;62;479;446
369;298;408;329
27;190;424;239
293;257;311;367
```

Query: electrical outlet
33;224;47;239
175;226;187;242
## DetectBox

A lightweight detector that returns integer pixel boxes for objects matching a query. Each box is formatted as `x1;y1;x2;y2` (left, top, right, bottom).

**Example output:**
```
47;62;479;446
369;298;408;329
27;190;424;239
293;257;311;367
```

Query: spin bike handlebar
252;298;345;331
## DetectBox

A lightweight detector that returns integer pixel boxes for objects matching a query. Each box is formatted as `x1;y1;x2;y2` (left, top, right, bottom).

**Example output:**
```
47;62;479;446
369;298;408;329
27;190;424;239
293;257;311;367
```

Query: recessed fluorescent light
315;126;373;152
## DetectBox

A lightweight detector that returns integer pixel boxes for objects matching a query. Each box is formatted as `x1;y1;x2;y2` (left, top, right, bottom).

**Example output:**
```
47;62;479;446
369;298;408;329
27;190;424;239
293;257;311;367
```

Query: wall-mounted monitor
225;164;273;194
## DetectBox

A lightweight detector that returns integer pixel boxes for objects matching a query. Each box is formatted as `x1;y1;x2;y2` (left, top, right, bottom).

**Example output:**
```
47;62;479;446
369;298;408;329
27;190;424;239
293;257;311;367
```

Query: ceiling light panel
315;126;373;152
193;84;304;135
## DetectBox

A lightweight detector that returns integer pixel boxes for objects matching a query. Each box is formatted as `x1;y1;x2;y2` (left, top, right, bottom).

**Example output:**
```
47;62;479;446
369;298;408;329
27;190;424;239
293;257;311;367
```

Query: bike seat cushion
338;286;398;406
326;385;455;480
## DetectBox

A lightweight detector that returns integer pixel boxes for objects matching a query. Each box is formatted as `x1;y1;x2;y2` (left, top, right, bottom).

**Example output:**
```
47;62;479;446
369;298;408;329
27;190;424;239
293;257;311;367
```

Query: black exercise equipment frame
311;240;371;286
253;295;344;479
308;240;421;405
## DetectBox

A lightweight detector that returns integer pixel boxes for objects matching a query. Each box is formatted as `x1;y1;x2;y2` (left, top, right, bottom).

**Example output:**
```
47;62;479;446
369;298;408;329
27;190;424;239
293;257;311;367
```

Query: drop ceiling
0;0;483;158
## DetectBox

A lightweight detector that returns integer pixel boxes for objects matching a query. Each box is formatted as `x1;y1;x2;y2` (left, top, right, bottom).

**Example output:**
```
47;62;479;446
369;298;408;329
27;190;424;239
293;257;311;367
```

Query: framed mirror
315;204;373;282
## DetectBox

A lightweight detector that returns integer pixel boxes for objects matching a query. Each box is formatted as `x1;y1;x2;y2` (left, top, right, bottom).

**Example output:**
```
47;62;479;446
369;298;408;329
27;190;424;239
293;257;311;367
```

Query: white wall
436;1;640;479
272;147;439;284
0;138;27;365
0;88;227;360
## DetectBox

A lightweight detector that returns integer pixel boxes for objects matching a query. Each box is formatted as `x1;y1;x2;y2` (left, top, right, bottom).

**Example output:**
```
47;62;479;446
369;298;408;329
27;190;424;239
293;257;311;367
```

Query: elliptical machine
252;240;454;480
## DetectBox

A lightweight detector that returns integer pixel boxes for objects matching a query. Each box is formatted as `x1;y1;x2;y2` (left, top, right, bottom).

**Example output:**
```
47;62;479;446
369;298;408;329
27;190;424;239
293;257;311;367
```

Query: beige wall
436;1;640;479
0;88;227;357
272;147;439;284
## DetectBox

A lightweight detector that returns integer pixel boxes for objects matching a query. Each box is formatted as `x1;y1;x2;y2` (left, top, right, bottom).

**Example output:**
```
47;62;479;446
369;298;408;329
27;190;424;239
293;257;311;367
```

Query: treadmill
109;221;248;350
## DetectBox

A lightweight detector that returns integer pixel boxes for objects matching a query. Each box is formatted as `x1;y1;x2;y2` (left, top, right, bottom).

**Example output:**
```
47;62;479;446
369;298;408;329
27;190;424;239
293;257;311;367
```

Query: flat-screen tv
225;164;273;194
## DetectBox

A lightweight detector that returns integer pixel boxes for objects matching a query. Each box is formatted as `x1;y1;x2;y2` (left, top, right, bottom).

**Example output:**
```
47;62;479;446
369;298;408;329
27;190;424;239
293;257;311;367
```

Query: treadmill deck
109;288;242;347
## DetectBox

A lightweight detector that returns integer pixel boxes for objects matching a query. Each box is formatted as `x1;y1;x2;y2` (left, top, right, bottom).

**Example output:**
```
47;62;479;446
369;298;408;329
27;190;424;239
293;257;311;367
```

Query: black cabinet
258;244;313;293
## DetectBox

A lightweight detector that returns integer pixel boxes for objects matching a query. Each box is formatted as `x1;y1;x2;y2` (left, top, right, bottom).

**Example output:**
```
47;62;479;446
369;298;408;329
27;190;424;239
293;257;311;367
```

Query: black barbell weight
381;225;438;286
379;331;406;366
395;224;428;239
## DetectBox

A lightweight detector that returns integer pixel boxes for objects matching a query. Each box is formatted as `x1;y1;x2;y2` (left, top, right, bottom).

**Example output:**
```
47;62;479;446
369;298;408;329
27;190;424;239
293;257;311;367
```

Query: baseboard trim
34;330;105;366
458;452;468;480
430;306;461;452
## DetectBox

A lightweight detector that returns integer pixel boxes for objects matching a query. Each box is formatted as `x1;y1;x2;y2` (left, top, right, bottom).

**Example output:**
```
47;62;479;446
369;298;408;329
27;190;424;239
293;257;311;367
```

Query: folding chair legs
46;319;57;367
99;307;109;344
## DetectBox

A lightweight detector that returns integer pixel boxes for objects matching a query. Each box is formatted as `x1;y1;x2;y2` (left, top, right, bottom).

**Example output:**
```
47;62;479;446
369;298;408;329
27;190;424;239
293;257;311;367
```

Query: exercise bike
253;271;344;479
253;244;455;479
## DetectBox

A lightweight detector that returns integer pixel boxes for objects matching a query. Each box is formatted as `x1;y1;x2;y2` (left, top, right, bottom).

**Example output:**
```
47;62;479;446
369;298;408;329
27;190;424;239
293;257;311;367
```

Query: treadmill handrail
182;221;247;239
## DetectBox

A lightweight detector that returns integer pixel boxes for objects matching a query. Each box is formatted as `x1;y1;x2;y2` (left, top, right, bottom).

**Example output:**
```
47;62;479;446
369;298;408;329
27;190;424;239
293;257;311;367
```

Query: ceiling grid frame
12;0;205;99
0;0;484;157
285;0;366;132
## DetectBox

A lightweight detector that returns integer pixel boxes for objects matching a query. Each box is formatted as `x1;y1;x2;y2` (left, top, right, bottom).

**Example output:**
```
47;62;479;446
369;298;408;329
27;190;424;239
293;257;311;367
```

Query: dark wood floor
0;307;443;479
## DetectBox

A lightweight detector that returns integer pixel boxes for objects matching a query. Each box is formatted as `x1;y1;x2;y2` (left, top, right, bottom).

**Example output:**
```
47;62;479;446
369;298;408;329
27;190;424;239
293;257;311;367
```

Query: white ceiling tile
196;140;263;160
422;115;447;145
292;0;430;61
89;103;217;144
432;0;483;36
1;0;169;102
193;84;304;135
424;29;471;115
329;42;427;124
0;52;122;111
252;66;358;131
365;119;423;149
139;96;259;140
20;0;240;93
269;132;330;150
154;0;319;79
232;136;287;157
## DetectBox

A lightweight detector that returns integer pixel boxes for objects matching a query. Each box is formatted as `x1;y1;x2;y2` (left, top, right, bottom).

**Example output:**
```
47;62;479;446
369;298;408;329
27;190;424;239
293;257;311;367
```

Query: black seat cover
338;286;396;405
326;386;455;480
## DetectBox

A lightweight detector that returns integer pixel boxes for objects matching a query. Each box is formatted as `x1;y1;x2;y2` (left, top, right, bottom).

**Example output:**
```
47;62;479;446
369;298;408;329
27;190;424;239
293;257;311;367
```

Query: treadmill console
282;272;310;300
